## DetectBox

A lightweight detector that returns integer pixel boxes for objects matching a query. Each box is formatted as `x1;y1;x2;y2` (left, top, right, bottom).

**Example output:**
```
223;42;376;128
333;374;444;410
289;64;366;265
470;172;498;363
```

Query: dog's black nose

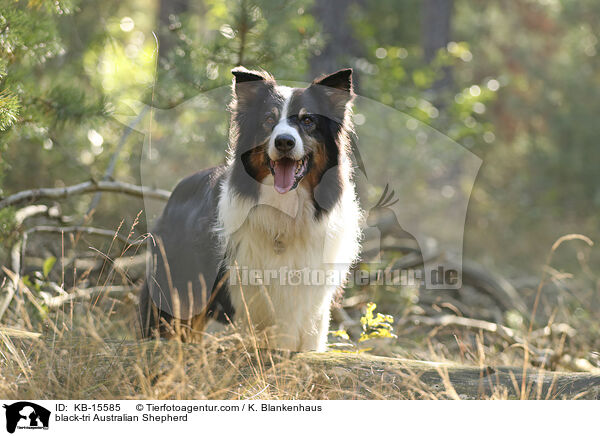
274;134;295;152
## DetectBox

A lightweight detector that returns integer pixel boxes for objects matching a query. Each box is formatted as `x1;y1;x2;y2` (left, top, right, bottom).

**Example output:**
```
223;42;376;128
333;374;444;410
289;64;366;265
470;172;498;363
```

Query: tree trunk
310;0;360;82
157;0;191;60
422;0;454;90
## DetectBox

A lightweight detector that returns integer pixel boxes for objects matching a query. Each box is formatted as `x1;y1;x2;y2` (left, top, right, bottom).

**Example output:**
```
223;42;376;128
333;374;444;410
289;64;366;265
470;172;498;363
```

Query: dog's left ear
311;68;354;114
313;68;353;93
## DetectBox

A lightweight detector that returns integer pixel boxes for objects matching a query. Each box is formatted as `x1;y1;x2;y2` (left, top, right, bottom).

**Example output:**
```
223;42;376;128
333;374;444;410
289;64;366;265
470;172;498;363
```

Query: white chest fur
217;175;362;351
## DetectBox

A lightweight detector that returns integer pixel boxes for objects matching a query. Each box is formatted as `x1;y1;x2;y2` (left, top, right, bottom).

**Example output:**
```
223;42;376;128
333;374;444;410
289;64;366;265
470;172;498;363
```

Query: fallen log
294;352;600;399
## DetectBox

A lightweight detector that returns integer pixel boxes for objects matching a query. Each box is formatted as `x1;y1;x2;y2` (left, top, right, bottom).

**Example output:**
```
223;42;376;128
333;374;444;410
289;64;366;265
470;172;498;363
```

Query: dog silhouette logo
2;402;50;433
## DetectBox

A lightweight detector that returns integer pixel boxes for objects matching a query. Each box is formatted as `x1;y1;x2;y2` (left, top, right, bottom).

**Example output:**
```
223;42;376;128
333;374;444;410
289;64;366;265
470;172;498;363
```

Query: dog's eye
264;114;276;126
301;115;314;127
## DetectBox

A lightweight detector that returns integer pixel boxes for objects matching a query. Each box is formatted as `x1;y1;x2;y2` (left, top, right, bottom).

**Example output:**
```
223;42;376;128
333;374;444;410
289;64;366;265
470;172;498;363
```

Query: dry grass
0;319;448;400
1;296;599;400
0;217;599;400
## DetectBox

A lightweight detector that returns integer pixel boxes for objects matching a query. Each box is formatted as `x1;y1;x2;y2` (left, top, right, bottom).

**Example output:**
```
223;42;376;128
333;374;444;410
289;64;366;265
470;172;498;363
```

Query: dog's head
228;67;354;208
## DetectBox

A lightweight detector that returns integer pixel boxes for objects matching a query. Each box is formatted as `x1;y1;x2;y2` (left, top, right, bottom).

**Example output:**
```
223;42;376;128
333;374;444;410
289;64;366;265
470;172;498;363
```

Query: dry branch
86;106;150;216
44;286;136;308
0;205;49;322
401;314;570;368
0;180;170;210
24;225;146;246
404;314;520;342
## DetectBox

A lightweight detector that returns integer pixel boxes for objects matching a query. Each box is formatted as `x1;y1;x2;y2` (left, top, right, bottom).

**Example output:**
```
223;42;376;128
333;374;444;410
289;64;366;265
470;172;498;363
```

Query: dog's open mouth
268;156;310;194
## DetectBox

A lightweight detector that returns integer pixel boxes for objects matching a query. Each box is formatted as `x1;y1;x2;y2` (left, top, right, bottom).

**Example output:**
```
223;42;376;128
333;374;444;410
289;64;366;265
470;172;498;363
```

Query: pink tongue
273;158;296;194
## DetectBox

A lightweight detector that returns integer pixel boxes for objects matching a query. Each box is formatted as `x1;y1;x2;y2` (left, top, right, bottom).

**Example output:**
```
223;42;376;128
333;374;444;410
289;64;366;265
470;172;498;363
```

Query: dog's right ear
231;67;273;101
232;66;266;83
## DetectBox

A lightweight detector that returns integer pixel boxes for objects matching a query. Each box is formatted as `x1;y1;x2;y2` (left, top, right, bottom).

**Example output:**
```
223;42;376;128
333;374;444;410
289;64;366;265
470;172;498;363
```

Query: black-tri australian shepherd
139;67;362;351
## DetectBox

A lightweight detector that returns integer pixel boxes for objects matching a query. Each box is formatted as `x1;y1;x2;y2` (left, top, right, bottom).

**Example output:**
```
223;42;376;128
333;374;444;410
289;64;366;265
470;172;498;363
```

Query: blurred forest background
1;0;600;369
3;0;600;270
